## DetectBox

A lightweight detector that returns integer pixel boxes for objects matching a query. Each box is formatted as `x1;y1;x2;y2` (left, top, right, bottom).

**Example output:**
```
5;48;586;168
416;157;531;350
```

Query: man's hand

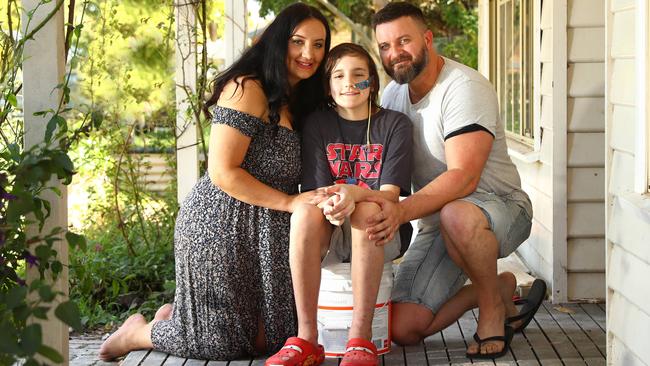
364;196;404;246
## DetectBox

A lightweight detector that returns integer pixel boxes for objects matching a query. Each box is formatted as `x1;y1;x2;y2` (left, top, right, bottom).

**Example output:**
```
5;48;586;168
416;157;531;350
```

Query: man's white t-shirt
381;57;529;229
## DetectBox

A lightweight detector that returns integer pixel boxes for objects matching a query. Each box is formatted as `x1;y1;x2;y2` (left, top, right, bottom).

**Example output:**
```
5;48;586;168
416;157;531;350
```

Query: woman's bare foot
98;313;152;361
153;303;173;322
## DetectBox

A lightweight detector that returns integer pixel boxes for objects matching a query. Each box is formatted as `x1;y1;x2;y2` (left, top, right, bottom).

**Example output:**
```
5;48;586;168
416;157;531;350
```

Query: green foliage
69;199;177;329
1;1;90;363
66;0;204;330
258;0;478;68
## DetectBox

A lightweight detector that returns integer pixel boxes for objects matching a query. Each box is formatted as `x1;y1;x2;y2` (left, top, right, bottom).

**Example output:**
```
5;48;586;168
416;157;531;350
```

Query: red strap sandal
340;338;379;366
265;337;325;366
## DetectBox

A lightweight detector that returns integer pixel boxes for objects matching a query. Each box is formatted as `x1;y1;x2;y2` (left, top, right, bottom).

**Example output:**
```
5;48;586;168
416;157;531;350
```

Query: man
362;2;544;359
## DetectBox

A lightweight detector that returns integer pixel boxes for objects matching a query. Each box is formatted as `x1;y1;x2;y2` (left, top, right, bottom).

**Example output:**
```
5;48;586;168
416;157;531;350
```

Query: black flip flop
466;325;514;359
507;278;547;333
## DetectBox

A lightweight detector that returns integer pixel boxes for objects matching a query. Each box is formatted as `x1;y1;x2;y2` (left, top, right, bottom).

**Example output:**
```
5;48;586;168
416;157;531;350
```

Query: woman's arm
208;79;319;212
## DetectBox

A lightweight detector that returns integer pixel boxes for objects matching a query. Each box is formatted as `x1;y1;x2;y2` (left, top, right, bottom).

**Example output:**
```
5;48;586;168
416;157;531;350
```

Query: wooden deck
121;302;606;366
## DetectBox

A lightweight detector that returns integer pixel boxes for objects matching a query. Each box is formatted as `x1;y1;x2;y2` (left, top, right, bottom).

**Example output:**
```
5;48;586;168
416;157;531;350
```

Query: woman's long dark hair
204;3;331;131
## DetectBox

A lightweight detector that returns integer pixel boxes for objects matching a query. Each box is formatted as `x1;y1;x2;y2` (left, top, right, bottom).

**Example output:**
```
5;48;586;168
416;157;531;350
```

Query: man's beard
384;46;428;84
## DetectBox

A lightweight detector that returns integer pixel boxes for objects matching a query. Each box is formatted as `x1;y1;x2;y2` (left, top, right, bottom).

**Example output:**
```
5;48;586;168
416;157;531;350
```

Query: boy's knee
350;201;380;229
290;203;323;226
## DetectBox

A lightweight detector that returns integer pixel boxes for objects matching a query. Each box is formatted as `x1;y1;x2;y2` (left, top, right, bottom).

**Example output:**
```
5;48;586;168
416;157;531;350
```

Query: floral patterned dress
151;106;300;360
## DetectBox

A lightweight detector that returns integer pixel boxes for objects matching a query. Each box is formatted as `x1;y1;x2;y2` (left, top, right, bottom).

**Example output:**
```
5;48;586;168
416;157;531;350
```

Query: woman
99;3;331;361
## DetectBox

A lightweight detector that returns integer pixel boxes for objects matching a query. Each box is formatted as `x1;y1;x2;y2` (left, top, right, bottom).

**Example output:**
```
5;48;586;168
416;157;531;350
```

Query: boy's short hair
371;2;427;30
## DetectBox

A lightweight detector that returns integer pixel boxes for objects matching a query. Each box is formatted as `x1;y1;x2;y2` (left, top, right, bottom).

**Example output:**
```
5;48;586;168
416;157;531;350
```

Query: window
493;0;534;145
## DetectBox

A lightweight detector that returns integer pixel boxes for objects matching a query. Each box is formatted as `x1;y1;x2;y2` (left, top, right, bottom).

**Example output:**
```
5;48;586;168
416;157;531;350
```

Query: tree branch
312;0;378;60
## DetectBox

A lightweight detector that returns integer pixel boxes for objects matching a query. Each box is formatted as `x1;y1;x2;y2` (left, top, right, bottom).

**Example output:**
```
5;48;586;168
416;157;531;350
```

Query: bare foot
98;313;150;361
474;300;507;355
153;303;173;322
467;272;517;356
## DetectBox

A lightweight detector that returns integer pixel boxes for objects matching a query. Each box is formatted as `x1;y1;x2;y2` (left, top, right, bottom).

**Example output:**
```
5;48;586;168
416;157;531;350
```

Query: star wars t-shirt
301;108;413;253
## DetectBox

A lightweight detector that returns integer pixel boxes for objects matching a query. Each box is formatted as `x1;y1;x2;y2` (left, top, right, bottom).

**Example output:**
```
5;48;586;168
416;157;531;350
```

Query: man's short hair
371;2;427;30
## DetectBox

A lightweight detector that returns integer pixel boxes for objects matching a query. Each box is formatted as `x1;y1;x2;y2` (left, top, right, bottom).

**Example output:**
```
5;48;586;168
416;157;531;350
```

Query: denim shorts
321;217;401;267
391;190;532;313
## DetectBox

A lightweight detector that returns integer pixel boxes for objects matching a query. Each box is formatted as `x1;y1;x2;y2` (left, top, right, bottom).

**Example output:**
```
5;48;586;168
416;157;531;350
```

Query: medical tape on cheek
354;79;371;90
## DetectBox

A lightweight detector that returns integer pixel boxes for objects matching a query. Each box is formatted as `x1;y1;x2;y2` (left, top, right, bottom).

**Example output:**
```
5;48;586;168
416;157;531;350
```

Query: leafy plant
65;0;217;330
1;0;93;364
69;205;177;329
259;0;479;68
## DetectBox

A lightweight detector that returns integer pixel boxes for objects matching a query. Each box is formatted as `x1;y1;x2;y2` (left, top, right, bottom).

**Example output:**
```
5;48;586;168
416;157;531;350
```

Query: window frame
492;0;536;147
635;0;650;194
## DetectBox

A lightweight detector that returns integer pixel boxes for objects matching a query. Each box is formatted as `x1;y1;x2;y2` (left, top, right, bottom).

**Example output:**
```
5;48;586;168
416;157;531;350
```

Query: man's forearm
346;184;399;202
399;169;478;223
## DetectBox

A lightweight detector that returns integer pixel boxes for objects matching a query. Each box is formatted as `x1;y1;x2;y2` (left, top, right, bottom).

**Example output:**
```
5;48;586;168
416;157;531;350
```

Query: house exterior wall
566;0;606;300
606;0;650;364
479;0;568;301
479;0;606;302
511;0;558;298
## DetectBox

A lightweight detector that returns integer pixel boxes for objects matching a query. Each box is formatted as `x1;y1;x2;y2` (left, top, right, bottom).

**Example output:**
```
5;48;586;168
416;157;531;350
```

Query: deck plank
161;355;186;365
183;359;208;366
520;316;562;366
322;356;340;366
441;314;471;364
141;350;169;366
205;361;228;366
227;357;252;366
424;332;449;365
382;344;405;365
580;304;606;332
570;305;606;357
535;303;583;365
544;303;603;361
403;341;428;365
122;349;152;366
526;323;561;365
250;356;266;366
119;301;605;366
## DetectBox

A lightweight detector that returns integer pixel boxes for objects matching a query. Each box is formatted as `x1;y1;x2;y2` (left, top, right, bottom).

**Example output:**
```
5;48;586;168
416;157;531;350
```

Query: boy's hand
322;185;356;222
318;195;346;226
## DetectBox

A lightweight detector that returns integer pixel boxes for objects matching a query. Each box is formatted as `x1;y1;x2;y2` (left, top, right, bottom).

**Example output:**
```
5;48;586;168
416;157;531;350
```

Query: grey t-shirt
381;57;529;229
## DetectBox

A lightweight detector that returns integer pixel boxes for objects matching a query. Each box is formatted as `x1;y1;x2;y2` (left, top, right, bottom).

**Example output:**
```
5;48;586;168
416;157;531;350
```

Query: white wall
565;0;606;300
513;0;570;302
606;0;650;364
480;0;607;302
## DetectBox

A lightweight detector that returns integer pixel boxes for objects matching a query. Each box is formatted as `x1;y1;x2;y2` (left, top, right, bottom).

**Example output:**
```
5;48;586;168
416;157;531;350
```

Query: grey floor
119;302;606;366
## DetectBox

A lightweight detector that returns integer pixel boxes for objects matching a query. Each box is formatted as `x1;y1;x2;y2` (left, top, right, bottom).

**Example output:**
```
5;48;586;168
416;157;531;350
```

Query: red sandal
265;337;325;366
340;338;378;366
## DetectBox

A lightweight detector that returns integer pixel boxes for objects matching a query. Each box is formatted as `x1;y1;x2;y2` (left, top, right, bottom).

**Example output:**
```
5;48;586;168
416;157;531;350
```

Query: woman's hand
288;190;329;213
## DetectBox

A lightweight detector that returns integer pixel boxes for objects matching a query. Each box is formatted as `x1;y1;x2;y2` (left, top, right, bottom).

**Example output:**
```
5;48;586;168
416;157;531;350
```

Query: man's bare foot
470;300;508;355
466;272;517;356
98;313;150;361
153;303;173;322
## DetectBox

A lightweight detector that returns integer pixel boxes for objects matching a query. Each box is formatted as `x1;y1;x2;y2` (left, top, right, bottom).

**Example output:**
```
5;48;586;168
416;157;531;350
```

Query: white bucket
316;262;393;357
